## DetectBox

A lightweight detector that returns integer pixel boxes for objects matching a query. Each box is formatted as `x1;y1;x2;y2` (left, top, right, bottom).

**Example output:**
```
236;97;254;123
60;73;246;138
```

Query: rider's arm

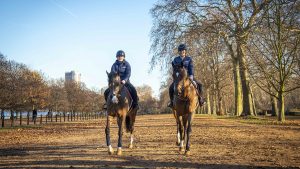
111;63;117;74
187;57;194;78
123;62;131;82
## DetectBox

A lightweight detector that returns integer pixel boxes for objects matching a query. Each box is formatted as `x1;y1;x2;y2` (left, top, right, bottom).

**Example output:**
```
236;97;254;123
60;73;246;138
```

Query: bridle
174;77;193;102
109;74;125;101
173;67;193;102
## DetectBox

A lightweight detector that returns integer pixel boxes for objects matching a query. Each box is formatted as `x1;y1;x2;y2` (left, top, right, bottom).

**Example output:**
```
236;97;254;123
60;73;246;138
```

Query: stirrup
167;102;173;108
103;103;107;110
132;103;139;110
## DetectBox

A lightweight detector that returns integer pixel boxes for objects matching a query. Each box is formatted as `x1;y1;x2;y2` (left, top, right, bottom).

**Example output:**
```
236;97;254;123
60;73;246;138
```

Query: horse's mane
173;65;197;101
106;71;132;110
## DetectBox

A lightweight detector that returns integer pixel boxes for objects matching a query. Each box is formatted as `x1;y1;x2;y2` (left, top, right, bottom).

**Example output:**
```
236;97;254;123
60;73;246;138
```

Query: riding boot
133;93;139;109
103;88;110;110
126;82;139;109
167;101;174;108
132;102;139;109
198;96;205;106
168;82;174;108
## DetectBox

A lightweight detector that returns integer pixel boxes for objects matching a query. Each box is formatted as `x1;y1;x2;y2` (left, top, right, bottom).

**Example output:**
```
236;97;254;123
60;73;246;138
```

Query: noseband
109;75;125;104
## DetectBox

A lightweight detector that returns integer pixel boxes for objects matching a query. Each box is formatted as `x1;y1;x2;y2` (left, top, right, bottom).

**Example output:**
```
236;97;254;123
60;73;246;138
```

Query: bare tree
48;79;69;113
150;0;271;116
137;85;159;114
249;0;300;121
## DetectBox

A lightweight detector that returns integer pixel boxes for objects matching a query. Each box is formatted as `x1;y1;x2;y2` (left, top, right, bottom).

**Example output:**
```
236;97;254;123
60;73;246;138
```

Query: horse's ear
181;62;184;67
106;70;109;76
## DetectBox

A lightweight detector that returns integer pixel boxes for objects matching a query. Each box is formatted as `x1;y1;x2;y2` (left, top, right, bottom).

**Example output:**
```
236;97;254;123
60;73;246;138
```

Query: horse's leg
174;111;180;146
105;115;114;155
176;121;180;146
128;111;136;149
117;115;125;155
185;113;194;156
177;116;184;152
181;114;188;152
129;130;134;149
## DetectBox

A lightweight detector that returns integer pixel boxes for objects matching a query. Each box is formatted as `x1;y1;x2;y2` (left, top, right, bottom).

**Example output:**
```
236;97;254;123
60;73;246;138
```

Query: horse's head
172;62;188;96
106;71;122;103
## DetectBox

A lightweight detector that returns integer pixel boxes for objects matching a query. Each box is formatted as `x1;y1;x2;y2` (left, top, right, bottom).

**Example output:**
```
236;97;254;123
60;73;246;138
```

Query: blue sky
0;0;162;97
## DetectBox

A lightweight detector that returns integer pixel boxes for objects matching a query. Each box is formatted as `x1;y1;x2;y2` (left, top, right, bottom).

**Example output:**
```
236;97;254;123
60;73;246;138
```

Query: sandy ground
0;114;299;169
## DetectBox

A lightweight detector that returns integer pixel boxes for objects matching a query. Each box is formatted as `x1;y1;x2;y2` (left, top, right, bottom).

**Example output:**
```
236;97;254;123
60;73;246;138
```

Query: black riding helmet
116;50;125;57
178;44;187;51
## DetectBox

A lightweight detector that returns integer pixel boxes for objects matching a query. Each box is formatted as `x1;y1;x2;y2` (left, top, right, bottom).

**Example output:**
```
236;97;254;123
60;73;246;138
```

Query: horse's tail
125;115;131;132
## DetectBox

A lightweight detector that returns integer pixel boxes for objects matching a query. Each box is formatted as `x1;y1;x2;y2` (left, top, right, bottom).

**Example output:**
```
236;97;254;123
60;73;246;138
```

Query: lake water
1;111;61;119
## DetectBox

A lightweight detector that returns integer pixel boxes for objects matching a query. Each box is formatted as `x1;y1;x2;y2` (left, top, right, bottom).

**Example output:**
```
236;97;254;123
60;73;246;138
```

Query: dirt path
0;114;299;169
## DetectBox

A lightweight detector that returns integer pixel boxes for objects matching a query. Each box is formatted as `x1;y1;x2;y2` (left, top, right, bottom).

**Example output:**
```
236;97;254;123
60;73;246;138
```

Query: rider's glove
121;80;126;84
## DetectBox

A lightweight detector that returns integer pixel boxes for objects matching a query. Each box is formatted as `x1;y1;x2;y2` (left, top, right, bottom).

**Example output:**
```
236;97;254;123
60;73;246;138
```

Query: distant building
65;70;81;83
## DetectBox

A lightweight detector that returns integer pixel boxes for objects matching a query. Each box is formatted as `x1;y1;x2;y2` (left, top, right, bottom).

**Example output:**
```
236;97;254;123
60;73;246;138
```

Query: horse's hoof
179;147;185;152
117;149;122;156
185;150;191;156
108;150;114;155
128;144;133;149
176;142;180;146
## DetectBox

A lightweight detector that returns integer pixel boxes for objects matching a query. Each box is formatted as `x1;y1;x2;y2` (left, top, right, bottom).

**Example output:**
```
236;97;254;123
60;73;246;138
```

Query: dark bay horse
171;63;199;156
105;71;138;155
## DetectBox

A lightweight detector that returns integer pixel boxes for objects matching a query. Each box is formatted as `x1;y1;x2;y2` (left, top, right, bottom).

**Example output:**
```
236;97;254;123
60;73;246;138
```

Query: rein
111;80;124;97
110;81;133;111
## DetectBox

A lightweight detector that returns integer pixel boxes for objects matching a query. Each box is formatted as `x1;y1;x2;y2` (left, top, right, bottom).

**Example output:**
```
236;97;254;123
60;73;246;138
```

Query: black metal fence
0;112;104;128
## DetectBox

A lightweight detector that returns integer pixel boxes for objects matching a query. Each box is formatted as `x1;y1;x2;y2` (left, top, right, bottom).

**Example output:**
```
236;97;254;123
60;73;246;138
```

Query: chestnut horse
171;63;199;155
105;71;137;155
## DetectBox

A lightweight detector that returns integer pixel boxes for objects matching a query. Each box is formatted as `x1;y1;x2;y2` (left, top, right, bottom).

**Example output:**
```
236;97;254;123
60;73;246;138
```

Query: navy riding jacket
172;56;194;76
111;60;131;82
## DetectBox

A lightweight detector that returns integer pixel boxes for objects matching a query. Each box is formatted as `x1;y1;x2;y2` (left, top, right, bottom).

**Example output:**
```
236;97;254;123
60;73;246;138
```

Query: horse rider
168;44;203;108
104;50;139;109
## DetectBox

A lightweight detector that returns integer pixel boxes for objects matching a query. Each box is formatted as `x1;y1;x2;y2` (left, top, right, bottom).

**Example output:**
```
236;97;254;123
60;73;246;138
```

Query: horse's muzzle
111;94;119;104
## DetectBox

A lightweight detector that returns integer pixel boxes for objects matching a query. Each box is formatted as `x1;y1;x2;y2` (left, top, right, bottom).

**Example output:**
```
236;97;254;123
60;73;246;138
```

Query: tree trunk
1;109;4;127
271;95;278;116
217;89;223;115
206;88;211;115
10;110;14;127
233;58;243;116
278;90;285;122
212;92;217;115
250;86;257;116
238;43;254;116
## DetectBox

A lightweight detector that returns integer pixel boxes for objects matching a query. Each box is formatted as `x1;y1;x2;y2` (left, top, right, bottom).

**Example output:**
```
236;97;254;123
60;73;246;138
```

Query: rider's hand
121;80;126;84
189;75;193;81
192;80;197;86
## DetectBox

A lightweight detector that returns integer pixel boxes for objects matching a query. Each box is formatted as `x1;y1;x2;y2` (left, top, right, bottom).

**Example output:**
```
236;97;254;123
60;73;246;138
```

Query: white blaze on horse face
176;72;179;77
112;95;119;103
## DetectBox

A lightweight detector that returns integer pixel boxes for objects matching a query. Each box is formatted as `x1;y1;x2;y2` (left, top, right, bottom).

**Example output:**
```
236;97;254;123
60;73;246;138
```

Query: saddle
123;85;133;109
